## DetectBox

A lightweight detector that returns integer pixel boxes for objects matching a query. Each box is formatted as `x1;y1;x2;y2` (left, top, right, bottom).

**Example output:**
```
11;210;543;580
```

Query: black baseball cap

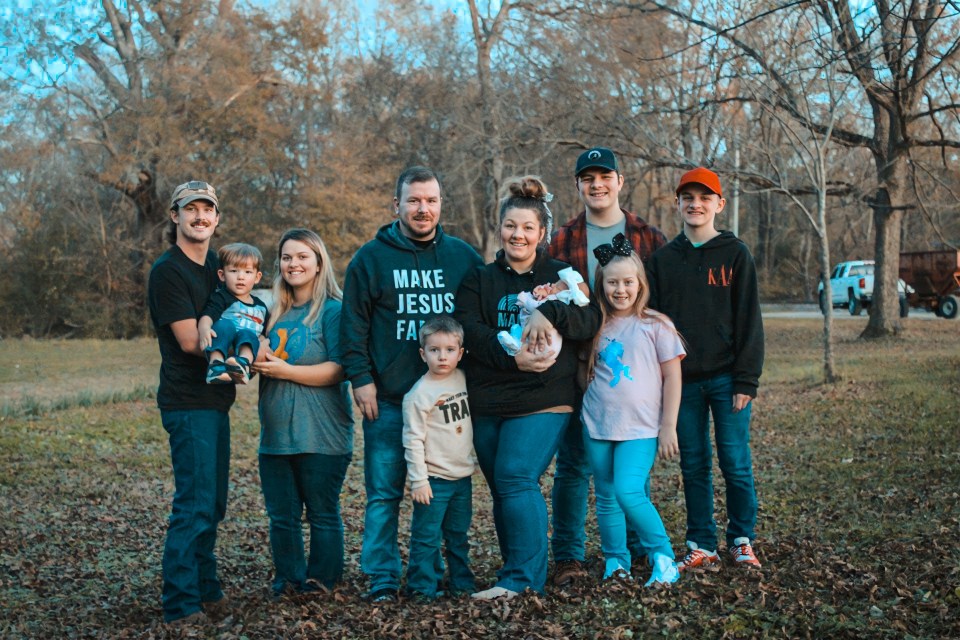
575;147;619;176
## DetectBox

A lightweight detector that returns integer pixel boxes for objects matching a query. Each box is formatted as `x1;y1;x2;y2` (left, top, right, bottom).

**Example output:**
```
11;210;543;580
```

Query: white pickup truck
818;260;909;317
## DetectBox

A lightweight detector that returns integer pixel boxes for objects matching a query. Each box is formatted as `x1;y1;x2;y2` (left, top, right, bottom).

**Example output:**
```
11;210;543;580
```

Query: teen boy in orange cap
646;167;765;572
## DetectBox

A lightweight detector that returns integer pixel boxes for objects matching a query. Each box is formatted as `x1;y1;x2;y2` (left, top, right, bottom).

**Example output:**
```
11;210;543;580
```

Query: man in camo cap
148;180;233;626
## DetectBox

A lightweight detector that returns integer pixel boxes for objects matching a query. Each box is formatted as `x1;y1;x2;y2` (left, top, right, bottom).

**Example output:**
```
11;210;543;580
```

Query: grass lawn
0;318;958;638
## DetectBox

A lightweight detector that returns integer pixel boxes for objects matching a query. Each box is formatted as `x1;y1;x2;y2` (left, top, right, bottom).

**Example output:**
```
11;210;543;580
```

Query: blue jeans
677;373;758;549
550;409;590;563
552;407;650;563
207;318;260;360
361;401;407;592
406;476;475;598
583;434;674;570
473;413;568;593
259;452;351;594
160;409;230;622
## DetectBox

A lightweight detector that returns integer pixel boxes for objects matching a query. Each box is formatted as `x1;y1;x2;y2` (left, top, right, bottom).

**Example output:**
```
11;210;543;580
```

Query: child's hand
531;284;551;300
532;281;566;300
732;394;752;413
411;484;433;505
657;428;679;461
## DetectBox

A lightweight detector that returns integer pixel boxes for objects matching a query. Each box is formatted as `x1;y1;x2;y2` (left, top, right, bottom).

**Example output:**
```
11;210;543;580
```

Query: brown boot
552;559;588;587
202;594;231;621
165;610;208;629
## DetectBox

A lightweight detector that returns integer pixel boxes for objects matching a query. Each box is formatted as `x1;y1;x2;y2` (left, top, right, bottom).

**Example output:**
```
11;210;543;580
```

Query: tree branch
819;0;894;111
102;0;143;102
72;43;128;105
910;138;960;147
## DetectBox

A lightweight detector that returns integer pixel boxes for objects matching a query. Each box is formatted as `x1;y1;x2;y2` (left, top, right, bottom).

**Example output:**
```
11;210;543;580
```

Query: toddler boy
401;316;476;600
199;243;269;384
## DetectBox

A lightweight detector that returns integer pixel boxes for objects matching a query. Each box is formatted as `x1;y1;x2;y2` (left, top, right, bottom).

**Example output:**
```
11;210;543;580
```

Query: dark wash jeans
677;373;758;549
259;452;351;594
406;476;475;598
473;412;569;594
160;409;230;622
206;318;260;361
361;401;407;593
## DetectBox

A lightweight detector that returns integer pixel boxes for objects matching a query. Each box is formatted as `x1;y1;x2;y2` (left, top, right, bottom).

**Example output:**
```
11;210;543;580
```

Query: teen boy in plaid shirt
547;147;667;586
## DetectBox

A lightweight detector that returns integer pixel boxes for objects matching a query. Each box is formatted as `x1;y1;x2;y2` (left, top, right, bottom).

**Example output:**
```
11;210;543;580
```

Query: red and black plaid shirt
548;208;667;286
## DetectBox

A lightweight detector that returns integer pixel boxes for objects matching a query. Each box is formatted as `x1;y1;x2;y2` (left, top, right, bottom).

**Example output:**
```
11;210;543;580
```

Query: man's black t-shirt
148;245;235;412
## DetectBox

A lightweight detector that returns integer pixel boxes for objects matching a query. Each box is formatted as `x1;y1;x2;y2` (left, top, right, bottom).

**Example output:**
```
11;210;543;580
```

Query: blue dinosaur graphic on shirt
598;338;633;387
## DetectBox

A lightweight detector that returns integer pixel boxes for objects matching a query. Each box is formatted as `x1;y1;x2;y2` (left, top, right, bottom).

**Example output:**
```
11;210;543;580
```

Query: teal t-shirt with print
258;299;354;456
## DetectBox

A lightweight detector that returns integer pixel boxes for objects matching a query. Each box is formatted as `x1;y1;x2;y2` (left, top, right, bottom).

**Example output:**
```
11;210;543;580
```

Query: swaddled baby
498;266;590;358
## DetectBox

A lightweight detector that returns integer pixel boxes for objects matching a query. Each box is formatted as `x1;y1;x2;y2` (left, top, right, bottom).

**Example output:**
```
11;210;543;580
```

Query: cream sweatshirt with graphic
401;369;476;489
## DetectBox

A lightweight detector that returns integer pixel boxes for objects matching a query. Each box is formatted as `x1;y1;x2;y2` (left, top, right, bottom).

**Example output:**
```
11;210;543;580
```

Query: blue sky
3;0;475;92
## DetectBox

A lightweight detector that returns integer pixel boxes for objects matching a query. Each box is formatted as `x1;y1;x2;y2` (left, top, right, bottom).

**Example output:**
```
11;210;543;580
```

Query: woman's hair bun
504;175;548;201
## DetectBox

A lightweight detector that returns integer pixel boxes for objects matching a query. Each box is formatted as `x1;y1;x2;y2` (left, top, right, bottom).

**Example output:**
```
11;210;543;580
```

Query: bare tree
739;8;861;381
637;0;960;338
466;0;518;260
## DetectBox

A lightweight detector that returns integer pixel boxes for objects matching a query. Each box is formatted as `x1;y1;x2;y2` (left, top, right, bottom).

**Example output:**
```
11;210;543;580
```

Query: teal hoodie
340;221;482;404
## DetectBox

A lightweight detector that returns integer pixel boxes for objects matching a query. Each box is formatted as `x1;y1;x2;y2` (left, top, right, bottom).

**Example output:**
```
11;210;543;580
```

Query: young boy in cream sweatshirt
401;315;476;600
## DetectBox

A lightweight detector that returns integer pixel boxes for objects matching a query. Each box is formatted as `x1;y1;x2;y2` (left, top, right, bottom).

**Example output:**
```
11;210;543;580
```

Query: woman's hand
255;337;272;362
250;352;291;380
515;343;557;372
520;309;555;354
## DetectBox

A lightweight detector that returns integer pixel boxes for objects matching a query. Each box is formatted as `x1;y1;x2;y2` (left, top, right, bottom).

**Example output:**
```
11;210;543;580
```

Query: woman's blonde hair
586;253;682;381
266;228;342;332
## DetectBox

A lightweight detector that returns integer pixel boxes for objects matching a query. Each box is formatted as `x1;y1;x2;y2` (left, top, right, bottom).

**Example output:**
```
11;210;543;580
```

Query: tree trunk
861;155;909;338
467;0;508;263
816;186;837;382
757;191;773;274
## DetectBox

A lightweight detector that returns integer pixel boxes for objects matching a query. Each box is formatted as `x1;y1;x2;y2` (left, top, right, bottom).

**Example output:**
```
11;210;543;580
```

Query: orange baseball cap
676;167;722;197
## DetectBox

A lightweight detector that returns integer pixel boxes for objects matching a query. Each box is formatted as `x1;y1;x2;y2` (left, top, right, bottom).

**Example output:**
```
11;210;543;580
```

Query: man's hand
732;394;752;413
353;383;379;421
198;326;216;350
411;484;433;505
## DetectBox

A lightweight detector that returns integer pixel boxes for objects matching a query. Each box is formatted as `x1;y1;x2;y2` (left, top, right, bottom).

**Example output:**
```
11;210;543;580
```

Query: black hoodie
340;221;483;404
647;231;764;397
454;249;602;416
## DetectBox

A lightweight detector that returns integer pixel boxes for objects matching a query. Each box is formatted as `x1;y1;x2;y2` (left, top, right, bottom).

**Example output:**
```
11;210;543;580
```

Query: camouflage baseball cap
170;180;219;211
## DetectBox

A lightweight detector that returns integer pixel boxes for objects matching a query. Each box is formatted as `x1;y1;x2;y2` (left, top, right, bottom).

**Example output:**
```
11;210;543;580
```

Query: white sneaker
470;586;518;600
645;552;680;587
602;558;631;580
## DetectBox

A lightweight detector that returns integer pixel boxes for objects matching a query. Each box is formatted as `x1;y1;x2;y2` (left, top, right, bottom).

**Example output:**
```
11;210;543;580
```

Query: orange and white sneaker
729;537;761;568
677;542;720;571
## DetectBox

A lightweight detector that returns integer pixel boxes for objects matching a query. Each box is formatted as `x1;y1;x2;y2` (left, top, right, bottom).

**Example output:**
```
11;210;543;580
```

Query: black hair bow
593;233;633;266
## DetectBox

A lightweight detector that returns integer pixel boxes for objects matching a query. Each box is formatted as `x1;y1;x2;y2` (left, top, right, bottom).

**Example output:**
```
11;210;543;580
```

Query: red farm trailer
899;250;960;319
